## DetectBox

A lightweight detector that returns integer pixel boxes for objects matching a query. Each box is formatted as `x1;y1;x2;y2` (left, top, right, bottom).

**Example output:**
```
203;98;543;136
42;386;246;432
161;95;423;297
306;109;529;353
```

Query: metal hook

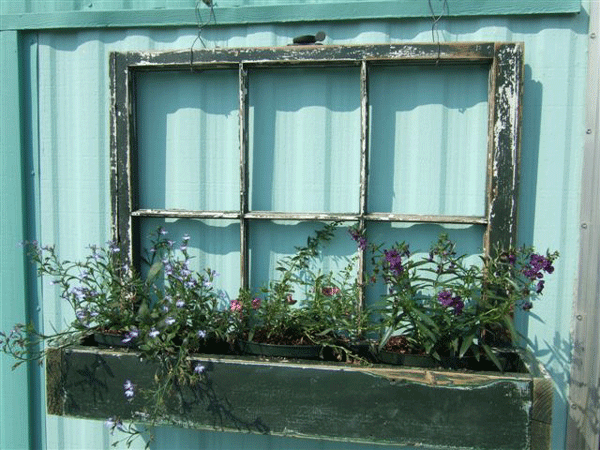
428;0;448;66
190;0;217;71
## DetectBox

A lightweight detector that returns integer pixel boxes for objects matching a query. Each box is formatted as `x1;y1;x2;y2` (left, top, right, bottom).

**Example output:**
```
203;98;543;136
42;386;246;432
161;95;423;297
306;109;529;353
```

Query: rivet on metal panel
586;129;592;134
581;223;588;229
590;33;597;39
576;315;583;321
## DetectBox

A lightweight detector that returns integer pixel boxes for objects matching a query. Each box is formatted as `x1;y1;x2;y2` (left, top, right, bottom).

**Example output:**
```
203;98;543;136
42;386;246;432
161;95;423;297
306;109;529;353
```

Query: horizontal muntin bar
133;209;487;225
132;209;240;219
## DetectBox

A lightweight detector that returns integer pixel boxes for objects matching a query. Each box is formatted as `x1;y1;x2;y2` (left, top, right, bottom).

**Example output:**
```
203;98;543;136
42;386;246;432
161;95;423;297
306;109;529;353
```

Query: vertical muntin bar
239;63;250;290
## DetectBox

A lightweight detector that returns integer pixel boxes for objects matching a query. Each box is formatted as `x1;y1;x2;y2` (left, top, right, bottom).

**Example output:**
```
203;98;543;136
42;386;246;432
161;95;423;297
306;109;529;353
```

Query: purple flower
107;241;120;253
176;299;185;308
437;290;454;307
523;253;554;280
535;280;545;294
453;298;465;315
522;301;533;311
121;328;139;344
194;363;205;375
384;249;405;276
197;330;207;339
105;417;125;434
438;290;464;315
184;280;197;289
159;227;168;236
123;380;135;399
252;297;262;309
349;228;367;250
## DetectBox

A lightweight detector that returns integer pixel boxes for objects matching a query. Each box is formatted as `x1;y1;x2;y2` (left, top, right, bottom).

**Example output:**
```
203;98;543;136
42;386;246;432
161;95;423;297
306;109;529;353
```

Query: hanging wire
190;0;217;70
428;0;449;64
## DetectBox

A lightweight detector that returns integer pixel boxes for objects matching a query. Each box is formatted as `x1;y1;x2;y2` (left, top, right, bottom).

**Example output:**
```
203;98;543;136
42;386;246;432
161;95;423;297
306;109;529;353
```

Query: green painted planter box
46;346;552;449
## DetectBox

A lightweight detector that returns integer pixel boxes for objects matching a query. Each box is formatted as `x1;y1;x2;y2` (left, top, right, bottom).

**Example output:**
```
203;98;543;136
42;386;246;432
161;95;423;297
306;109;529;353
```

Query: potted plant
232;222;372;361
2;227;234;446
356;229;558;371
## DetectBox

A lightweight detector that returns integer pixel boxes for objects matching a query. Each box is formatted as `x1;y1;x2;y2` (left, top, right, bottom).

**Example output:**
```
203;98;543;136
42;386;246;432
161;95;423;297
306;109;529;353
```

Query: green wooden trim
1;0;582;31
0;29;30;450
48;346;552;449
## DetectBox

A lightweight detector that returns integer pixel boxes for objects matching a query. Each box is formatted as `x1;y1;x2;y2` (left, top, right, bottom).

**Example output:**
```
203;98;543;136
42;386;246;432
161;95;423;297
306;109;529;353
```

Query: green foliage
231;222;372;351
368;232;559;368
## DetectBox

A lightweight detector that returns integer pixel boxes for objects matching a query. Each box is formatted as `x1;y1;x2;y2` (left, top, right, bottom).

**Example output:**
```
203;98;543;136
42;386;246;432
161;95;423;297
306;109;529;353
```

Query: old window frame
110;42;524;296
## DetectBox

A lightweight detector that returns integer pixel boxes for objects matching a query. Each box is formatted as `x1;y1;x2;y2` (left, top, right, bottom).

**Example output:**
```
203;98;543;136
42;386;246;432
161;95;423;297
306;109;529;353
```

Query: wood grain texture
48;346;552;449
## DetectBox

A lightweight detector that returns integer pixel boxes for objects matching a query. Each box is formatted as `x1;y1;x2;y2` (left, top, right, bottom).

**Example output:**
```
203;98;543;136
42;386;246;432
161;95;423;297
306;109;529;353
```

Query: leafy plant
232;222;372;352
1;228;231;447
362;230;559;368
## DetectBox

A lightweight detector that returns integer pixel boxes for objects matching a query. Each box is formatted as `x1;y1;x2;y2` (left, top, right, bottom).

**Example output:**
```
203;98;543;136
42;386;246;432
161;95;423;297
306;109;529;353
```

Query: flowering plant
231;222;370;355
1;227;230;446
355;228;559;369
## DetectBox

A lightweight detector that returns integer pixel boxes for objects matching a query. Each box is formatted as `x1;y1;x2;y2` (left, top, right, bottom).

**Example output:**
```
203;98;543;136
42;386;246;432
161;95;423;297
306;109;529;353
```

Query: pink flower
251;297;261;309
230;299;243;312
322;287;340;296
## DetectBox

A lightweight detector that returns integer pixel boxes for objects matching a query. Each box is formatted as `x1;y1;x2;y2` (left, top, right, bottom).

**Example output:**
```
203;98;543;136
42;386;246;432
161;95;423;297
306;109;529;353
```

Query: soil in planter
248;329;317;346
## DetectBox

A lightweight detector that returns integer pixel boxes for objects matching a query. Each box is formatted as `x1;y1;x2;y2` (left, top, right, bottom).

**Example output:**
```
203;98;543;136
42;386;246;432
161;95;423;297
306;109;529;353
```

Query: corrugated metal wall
3;2;590;448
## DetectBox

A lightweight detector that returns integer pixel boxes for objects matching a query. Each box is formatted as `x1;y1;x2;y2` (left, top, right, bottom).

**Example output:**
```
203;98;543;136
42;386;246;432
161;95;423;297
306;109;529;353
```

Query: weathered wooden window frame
110;43;524;292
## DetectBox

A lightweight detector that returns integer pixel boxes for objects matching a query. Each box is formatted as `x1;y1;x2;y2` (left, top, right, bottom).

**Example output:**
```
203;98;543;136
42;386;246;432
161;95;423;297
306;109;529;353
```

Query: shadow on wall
567;333;600;447
149;426;425;450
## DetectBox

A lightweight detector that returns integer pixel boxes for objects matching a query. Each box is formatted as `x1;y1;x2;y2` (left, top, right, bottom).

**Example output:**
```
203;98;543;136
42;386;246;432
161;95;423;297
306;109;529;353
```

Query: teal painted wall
0;30;31;450
0;1;591;449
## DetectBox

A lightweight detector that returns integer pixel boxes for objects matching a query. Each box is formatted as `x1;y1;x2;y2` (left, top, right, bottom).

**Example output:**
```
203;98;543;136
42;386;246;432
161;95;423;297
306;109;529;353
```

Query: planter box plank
47;346;551;449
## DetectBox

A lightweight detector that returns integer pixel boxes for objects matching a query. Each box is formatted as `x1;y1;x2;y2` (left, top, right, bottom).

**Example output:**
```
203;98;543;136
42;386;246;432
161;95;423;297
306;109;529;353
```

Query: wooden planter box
47;346;552;449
